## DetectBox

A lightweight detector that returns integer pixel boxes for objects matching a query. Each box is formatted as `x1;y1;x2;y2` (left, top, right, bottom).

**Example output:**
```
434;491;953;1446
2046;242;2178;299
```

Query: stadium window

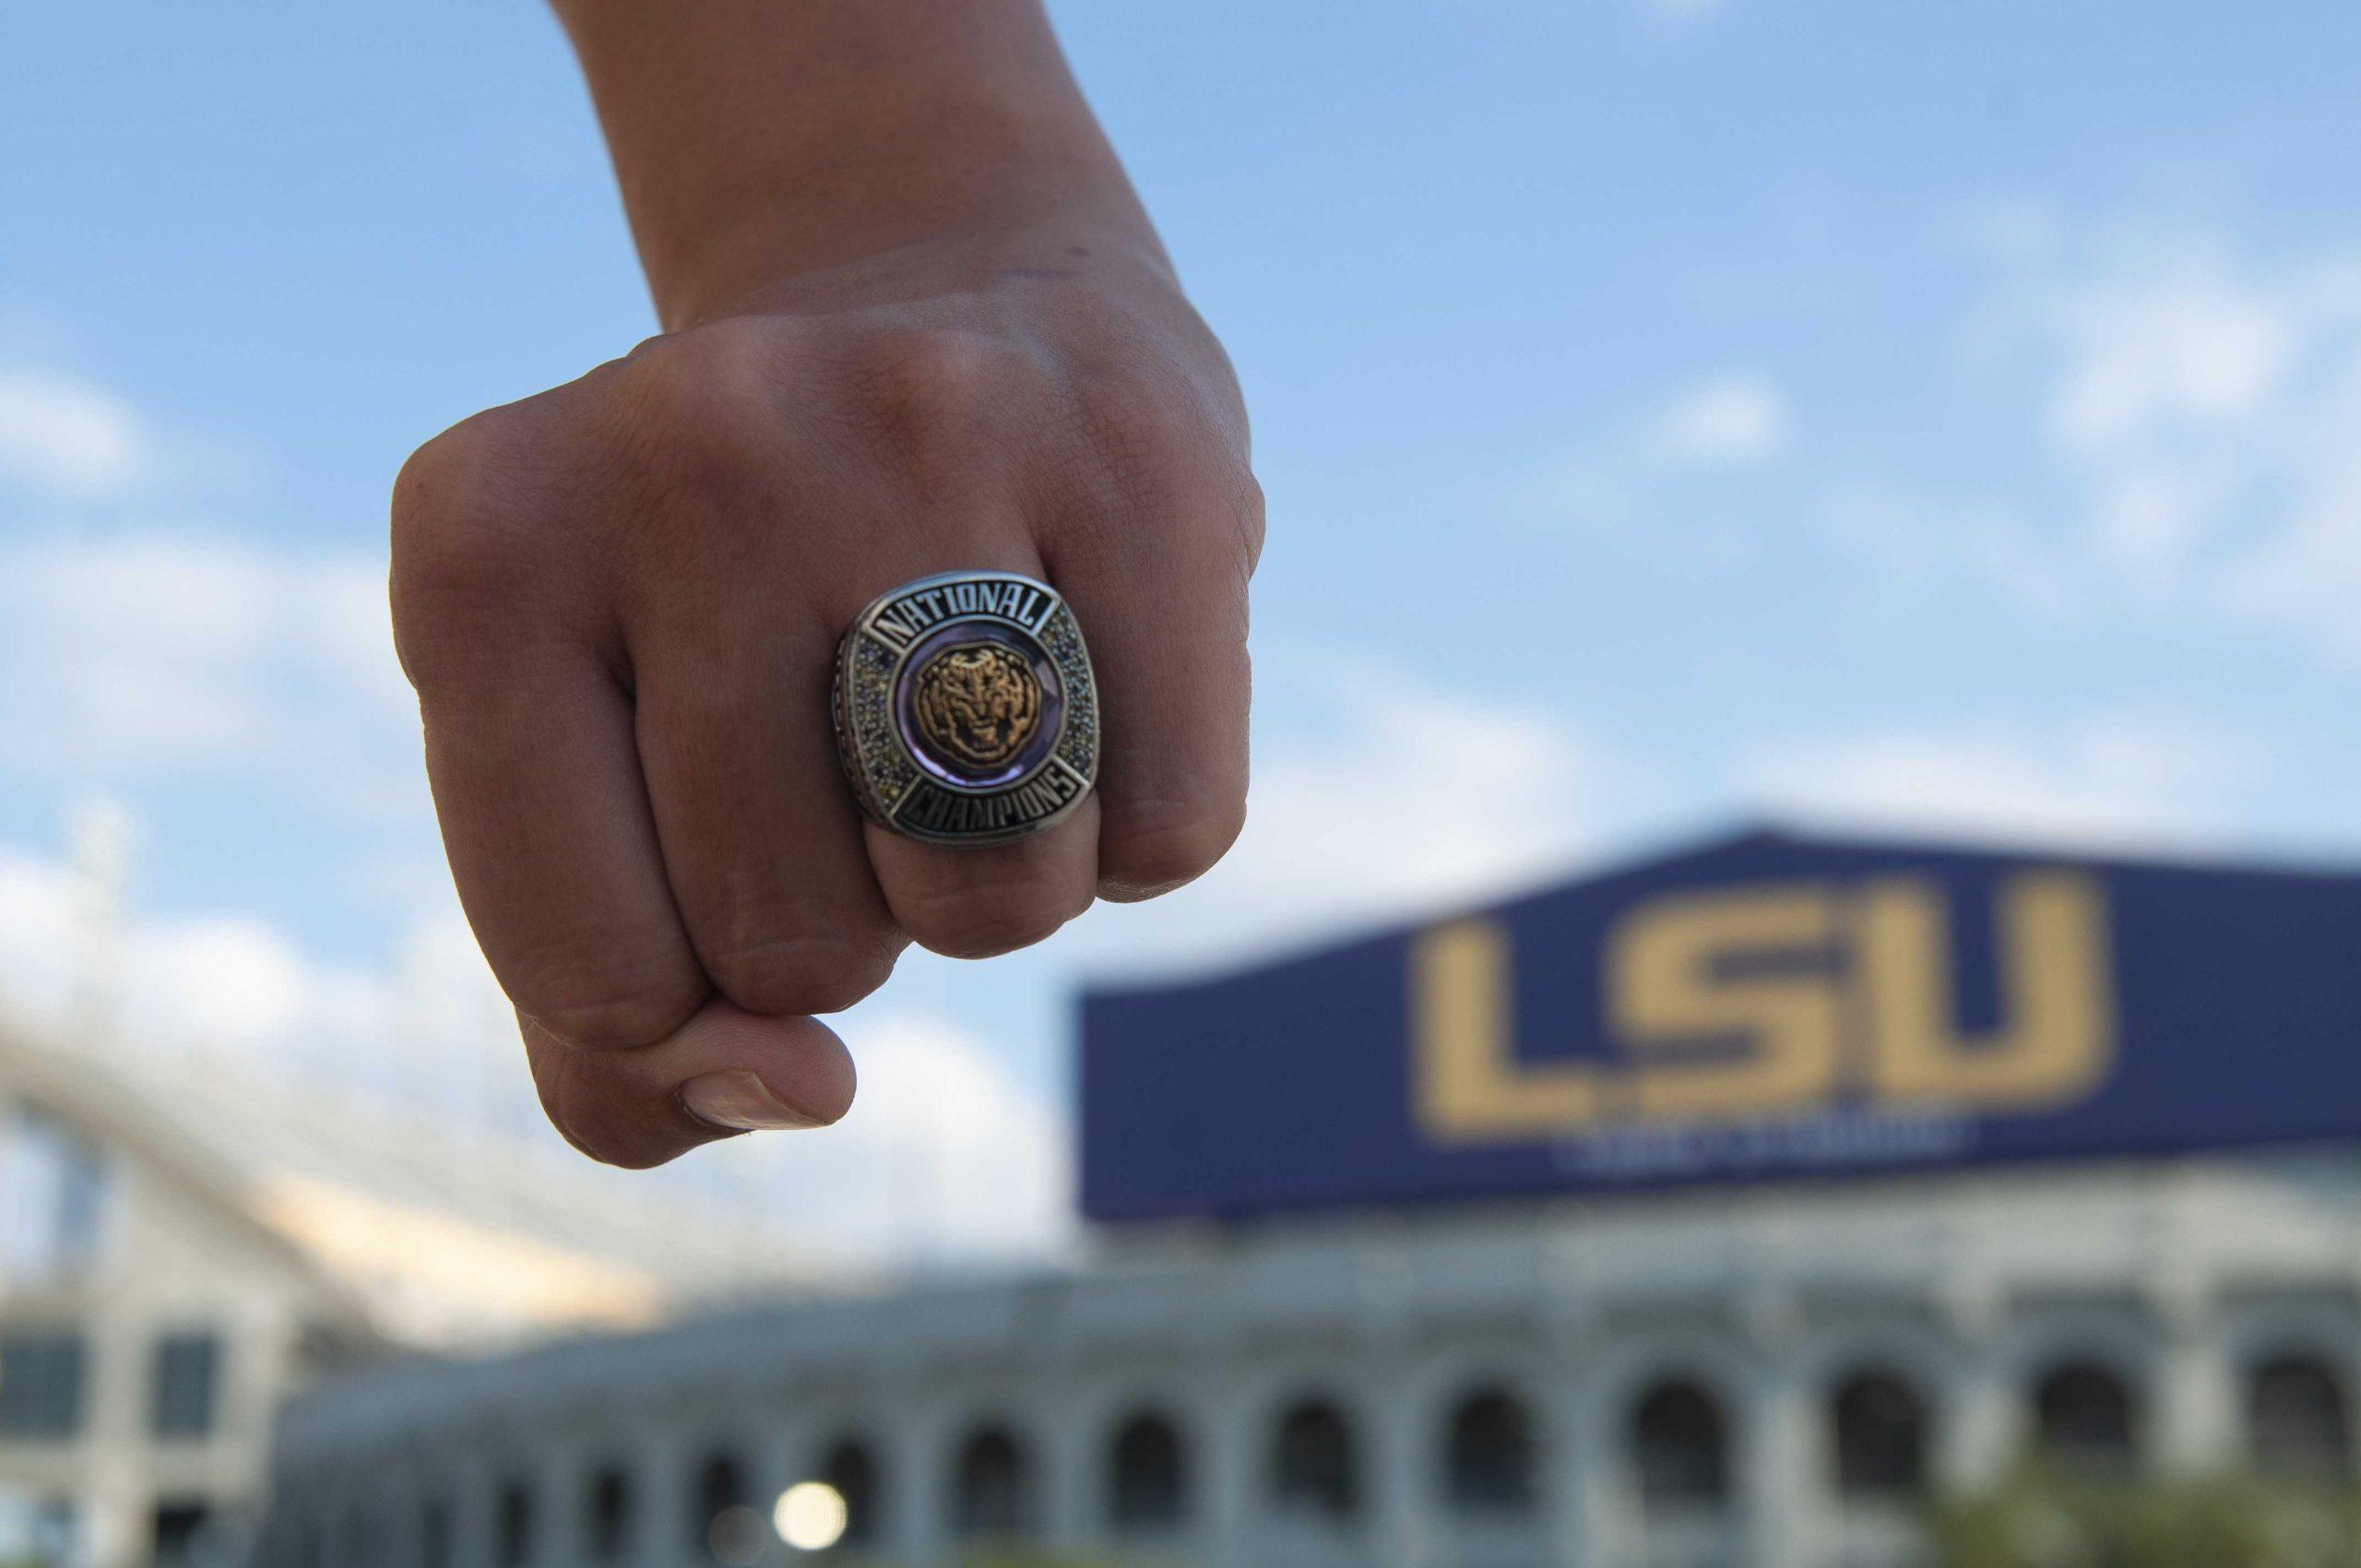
0;1108;113;1285
1831;1370;1928;1501
150;1501;209;1567
1271;1397;1359;1523
493;1479;533;1568
950;1424;1037;1541
0;1331;89;1440
150;1331;222;1441
2033;1360;2141;1475
1106;1411;1189;1533
420;1498;451;1568
0;1497;78;1565
22;1500;77;1566
584;1463;633;1562
1444;1387;1538;1515
2246;1356;2353;1477
1632;1379;1730;1512
817;1438;880;1548
691;1450;750;1556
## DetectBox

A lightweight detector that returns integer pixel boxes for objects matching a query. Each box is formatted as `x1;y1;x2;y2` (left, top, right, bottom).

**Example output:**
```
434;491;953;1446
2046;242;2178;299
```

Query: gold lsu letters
1413;873;2116;1144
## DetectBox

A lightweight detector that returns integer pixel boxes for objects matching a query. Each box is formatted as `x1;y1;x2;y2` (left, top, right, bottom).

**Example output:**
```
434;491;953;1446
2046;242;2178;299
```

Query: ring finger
843;552;1100;957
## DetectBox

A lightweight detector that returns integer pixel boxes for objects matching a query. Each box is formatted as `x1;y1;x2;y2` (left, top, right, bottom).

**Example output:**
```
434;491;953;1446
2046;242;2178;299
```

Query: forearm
550;0;1167;327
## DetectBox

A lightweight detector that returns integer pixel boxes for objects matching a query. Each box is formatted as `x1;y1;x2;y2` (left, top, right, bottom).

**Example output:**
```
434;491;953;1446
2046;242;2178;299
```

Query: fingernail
679;1072;827;1132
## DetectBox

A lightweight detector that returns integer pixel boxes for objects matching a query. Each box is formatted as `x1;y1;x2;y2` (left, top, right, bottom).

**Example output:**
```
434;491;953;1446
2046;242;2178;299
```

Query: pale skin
390;0;1259;1167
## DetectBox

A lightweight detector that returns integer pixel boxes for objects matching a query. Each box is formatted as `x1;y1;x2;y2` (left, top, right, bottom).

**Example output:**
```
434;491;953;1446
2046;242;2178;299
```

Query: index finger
393;415;707;1048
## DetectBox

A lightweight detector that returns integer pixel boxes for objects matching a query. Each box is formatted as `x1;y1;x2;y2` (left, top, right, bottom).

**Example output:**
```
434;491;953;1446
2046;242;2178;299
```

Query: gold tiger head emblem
911;643;1043;770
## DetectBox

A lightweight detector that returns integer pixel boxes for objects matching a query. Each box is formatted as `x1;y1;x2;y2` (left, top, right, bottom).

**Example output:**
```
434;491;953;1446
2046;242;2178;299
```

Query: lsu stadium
262;827;2361;1567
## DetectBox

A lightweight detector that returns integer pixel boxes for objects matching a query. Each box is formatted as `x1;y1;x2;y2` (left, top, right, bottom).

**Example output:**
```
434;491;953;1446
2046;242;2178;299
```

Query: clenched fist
388;0;1259;1167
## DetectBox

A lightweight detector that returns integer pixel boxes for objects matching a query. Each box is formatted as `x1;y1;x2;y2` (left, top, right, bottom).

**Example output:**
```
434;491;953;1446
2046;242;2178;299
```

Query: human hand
390;229;1260;1166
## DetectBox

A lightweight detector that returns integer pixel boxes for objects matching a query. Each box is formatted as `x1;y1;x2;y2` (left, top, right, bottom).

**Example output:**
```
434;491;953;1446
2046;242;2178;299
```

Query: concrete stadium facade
265;1149;2361;1568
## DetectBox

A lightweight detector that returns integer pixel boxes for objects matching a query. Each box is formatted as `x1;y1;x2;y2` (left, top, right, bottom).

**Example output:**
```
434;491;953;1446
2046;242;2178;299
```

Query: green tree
1927;1468;2361;1568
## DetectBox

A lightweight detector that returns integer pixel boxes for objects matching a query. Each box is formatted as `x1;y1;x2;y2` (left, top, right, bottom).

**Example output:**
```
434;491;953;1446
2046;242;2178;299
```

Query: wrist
553;0;1161;330
662;165;1169;331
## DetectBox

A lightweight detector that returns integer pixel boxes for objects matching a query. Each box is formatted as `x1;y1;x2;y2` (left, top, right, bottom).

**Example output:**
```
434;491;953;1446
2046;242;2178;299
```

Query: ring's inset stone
892;619;1065;790
834;571;1097;846
913;643;1040;770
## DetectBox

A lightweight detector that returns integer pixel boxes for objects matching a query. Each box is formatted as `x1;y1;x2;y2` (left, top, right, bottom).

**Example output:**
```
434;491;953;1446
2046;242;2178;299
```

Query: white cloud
0;805;1072;1269
1748;720;2243;849
2043;254;2300;454
2021;238;2331;604
1650;374;1794;465
719;1009;1073;1266
1956;224;2361;647
0;819;484;1105
1514;372;1794;556
1815;482;2086;621
1823;220;2361;659
0;849;86;1029
0;368;148;499
2218;347;2361;659
1082;648;1613;969
124;917;311;1051
0;533;414;802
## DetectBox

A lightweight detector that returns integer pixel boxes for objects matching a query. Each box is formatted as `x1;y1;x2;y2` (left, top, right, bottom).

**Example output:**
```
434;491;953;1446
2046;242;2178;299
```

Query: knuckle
1099;791;1247;902
699;926;902;1016
387;415;553;685
838;325;1020;468
533;1049;690;1171
392;410;505;526
391;408;541;547
611;323;792;490
1231;468;1269;576
609;335;783;517
1055;377;1260;581
850;325;1007;415
623;321;783;436
895;871;1089;960
570;325;816;588
389;516;532;647
1066;374;1204;505
509;959;705;1053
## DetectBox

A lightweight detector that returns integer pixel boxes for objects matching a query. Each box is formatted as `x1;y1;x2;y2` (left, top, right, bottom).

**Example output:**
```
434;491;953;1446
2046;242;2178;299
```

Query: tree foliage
1928;1468;2361;1568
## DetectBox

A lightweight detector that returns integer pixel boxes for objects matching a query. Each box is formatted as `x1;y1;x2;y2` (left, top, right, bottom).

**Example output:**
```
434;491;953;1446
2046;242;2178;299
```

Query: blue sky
4;0;2357;1262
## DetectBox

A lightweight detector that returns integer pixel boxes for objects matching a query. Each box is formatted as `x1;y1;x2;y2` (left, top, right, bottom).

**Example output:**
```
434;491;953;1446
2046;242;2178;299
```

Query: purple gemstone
893;621;1064;789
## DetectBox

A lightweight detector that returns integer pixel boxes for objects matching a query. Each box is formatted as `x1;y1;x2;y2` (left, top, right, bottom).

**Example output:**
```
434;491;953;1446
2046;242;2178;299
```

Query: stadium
259;827;2361;1567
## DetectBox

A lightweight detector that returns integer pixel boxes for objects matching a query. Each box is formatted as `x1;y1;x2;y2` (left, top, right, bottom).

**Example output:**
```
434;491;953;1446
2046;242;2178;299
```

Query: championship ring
832;570;1098;845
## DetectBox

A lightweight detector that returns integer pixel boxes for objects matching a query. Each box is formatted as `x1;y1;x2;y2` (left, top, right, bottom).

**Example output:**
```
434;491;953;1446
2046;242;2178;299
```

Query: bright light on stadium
774;1481;848;1551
